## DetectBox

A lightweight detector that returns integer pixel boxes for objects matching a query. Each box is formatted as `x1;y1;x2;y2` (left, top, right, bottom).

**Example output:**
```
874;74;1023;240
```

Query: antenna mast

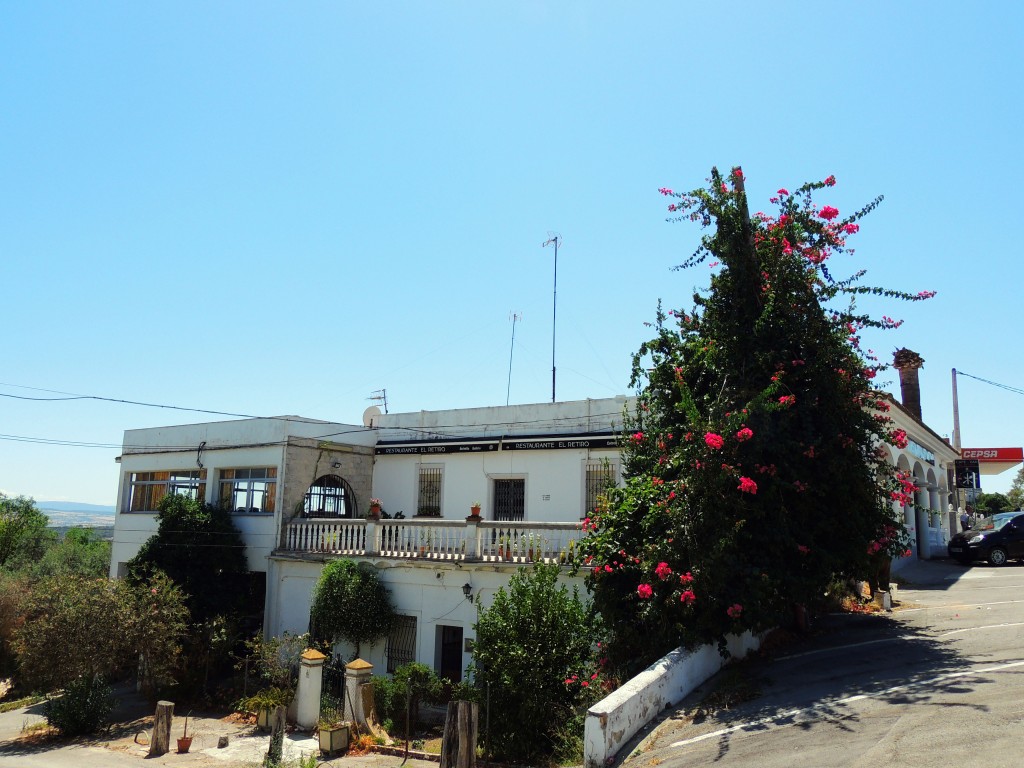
369;389;389;414
507;311;521;406
542;234;561;403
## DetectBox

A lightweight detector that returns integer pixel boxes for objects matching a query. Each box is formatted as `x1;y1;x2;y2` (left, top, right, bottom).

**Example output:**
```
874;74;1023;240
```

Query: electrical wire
957;371;1024;398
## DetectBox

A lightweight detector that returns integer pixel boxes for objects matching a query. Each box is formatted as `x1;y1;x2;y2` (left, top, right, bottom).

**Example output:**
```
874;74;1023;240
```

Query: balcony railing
280;517;586;565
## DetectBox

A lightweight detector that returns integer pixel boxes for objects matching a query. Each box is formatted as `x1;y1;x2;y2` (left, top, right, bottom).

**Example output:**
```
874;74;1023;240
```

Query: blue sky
2;2;1022;505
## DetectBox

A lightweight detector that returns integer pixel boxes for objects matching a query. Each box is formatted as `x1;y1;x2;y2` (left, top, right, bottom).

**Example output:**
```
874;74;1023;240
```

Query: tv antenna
369;389;389;414
542;233;561;403
506;311;522;406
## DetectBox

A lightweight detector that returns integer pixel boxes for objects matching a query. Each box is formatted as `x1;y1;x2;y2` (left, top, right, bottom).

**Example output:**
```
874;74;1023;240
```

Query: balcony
279;517;586;565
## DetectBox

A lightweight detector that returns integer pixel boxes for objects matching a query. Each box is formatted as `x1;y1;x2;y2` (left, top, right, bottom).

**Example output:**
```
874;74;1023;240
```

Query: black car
948;512;1024;566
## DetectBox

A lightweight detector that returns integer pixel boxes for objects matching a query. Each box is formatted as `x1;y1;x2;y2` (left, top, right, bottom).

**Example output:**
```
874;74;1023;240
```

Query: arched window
304;474;356;518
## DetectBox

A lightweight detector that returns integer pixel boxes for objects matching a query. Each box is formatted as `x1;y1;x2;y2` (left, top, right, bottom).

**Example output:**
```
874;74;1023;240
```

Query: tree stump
264;705;287;767
149;700;174;757
440;700;478;768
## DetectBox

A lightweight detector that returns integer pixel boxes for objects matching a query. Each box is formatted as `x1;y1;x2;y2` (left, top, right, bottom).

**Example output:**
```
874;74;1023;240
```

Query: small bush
45;676;114;736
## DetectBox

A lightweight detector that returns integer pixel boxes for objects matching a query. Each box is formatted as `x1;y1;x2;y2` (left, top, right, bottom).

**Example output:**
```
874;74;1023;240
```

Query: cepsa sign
960;448;1024;462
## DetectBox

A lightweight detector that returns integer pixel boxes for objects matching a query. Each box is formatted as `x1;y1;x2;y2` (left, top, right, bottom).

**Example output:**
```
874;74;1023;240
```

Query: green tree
471;563;599;764
310;559;395;659
1007;466;1024;510
973;492;1012;517
13;572;188;695
29;527;111;580
0;494;50;570
127;493;251;623
580;168;931;673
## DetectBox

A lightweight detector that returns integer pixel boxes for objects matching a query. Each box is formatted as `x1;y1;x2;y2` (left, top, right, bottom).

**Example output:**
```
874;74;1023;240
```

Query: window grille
417;466;443;517
585;460;618;516
304;474;355;518
387;615;417;673
493;479;525;521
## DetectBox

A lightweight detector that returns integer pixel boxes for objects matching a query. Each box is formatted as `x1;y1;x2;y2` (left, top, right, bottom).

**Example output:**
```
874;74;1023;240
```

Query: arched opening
304;474;356;518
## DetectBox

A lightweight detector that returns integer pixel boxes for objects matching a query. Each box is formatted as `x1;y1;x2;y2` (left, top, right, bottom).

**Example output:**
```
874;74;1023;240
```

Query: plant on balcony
580;168;933;676
310;559;395;660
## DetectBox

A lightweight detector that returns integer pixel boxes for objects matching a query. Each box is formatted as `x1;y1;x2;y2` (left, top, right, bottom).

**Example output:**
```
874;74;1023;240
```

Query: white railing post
364;518;379;556
464;515;481;561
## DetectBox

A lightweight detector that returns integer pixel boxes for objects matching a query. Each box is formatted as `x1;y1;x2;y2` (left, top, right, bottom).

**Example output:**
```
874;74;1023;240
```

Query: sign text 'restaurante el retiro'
374;433;618;455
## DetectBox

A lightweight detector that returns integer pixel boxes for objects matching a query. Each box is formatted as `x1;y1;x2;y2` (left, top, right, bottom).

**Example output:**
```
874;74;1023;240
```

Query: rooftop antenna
369;389;389;414
506;311;522;406
542;233;561;403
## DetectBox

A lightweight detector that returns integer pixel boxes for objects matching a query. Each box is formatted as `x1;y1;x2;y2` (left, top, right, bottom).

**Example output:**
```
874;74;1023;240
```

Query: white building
108;372;956;680
110;397;630;681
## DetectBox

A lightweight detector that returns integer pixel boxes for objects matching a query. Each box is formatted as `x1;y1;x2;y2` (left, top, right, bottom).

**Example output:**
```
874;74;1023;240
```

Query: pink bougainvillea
654;562;673;580
735;427;753;442
704;432;724;449
680;589;696;605
726;604;743;619
637;583;653;599
737;477;757;494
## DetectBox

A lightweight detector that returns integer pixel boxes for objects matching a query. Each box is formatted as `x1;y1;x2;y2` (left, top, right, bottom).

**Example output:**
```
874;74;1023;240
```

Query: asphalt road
623;558;1024;768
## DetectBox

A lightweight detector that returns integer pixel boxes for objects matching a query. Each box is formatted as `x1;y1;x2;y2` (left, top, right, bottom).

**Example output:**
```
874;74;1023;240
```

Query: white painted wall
268;556;587;680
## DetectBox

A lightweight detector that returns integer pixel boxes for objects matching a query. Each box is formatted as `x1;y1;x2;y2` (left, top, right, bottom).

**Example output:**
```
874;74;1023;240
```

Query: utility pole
542;234;561;403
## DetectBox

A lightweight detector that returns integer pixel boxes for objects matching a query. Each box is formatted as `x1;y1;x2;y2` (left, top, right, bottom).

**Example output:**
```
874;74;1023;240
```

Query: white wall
268;556;587;680
372;448;618;523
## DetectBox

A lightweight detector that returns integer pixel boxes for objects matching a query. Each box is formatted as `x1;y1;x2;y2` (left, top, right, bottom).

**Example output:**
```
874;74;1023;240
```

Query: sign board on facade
375;432;619;455
955;459;981;489
958;448;1023;476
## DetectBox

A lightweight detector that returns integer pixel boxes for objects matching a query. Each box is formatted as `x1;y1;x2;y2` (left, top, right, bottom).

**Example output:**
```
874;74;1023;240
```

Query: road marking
776;637;899;661
939;622;1024;637
667;659;1024;749
898;598;1024;613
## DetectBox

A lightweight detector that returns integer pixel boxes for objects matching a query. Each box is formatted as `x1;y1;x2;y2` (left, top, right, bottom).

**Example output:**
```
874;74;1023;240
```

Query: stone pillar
365;519;379;556
464;516;481;561
344;658;374;728
893;348;925;420
295;648;326;730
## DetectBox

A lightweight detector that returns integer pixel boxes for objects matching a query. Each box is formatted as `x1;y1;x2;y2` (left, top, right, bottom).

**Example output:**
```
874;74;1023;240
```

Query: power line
956;371;1024;398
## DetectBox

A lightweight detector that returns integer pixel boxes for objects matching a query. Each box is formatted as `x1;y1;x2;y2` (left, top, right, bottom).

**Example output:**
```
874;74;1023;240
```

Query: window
417;466;443;517
493;479;525;521
219;467;277;514
387;615;417;673
304;474;356;518
125;470;206;513
585;460;619;517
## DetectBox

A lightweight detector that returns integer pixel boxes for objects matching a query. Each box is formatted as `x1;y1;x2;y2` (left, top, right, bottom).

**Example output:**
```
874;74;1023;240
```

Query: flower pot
177;736;193;753
319;723;349;756
257;708;271;731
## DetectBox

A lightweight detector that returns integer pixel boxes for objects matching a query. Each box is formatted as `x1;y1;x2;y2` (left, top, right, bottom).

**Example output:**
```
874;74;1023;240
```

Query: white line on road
667;659;1024;750
939;622;1024;637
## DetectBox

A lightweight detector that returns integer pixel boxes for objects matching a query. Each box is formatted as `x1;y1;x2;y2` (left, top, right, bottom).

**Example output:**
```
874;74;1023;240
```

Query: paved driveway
621;558;1024;768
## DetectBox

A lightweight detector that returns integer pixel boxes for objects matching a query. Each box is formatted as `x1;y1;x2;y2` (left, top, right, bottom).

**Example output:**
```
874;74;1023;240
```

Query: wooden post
265;705;287;767
440;700;478;768
150;700;174;757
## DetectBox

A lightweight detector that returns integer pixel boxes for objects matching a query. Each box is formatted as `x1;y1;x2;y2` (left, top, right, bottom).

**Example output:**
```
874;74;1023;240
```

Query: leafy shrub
45;676;114;736
372;662;451;738
470;562;598;763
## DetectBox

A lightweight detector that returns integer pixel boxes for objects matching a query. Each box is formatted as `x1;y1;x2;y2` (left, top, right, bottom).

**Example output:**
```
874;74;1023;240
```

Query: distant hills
37;500;115;528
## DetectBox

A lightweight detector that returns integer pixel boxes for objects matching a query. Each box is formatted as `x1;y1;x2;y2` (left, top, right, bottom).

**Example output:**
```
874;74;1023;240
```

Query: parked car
948;512;1024;565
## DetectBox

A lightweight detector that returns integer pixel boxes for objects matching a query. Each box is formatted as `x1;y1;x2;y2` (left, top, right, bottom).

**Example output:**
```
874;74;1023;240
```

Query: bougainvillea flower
680;589;696;605
637;583;653;599
819;205;840;220
735;427;753;442
704;432;724;449
727;603;743;619
655;562;673;580
737;477;757;494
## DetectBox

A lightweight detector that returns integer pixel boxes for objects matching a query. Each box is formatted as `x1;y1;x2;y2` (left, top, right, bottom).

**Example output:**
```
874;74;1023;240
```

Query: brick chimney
893;348;925;420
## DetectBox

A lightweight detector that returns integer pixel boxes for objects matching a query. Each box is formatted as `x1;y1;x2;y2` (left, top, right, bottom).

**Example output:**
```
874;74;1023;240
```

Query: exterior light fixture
462;583;473;601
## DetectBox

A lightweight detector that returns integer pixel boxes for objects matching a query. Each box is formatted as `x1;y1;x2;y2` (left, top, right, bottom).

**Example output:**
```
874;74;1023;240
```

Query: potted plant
176;711;193;753
239;687;291;732
318;712;350;756
368;498;383;518
468;501;482;519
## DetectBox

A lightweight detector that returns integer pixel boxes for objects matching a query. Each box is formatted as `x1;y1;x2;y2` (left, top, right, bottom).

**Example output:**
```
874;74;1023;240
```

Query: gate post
344;658;374;728
296;648;327;730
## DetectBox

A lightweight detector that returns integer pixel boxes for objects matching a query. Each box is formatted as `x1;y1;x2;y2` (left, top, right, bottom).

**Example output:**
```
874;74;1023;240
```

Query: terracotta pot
177;736;193;753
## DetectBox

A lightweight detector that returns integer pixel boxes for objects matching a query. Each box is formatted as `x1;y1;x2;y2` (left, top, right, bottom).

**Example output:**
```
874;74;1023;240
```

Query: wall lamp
462;583;473;602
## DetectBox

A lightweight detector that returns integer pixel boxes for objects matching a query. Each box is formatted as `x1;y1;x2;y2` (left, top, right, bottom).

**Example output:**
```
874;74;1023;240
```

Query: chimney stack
892;348;925;420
